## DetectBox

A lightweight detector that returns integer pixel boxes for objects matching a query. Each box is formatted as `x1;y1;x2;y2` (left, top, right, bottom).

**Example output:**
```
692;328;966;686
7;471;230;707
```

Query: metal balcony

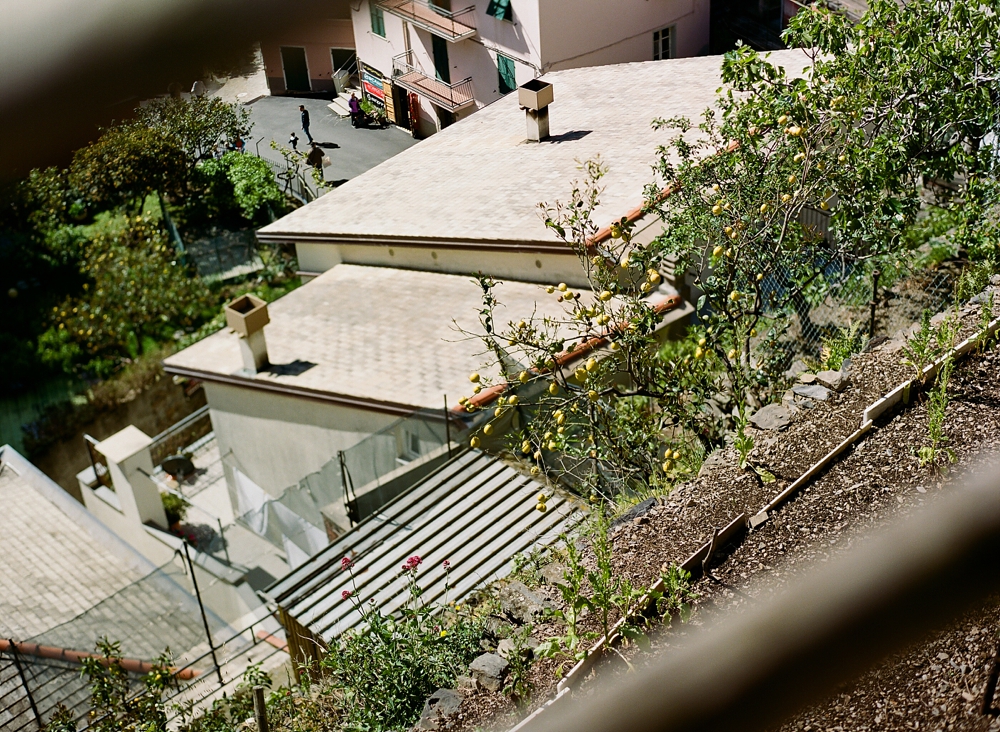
376;0;477;41
392;51;475;112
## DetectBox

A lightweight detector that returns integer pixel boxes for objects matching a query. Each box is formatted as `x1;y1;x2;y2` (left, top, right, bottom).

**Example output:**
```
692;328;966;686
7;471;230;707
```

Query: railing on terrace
150;405;212;467
251;147;319;205
392;51;475;112
377;0;477;41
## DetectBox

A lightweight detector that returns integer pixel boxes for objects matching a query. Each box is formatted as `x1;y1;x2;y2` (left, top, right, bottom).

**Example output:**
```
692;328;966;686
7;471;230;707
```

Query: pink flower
341;590;353;600
341;557;354;571
442;560;451;570
407;555;422;568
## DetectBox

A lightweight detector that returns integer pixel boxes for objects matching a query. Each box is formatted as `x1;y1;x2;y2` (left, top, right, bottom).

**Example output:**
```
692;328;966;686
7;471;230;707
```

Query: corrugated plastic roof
266;449;580;641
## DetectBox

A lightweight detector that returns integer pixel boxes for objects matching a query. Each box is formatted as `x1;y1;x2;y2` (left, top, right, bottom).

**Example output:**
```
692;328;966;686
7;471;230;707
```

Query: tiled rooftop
0;448;153;640
164;264;588;407
257;50;811;246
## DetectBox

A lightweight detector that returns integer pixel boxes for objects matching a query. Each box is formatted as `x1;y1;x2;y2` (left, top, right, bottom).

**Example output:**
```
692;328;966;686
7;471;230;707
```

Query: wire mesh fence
0;555;286;731
185;228;264;282
765;256;959;357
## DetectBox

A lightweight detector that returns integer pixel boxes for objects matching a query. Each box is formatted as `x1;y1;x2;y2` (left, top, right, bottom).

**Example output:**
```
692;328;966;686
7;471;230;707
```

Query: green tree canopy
137;95;252;163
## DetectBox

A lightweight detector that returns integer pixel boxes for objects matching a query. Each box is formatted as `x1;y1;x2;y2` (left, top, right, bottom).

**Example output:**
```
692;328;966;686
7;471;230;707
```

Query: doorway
280;47;311;92
432;36;450;83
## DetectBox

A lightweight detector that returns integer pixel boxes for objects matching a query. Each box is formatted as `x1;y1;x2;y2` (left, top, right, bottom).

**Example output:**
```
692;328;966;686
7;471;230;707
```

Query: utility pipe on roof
0;639;200;680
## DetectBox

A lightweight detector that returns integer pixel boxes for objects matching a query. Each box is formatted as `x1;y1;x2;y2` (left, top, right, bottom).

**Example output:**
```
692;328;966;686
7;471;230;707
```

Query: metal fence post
869;268;882;338
8;641;41;729
253;686;270;732
443;395;452;458
181;542;224;686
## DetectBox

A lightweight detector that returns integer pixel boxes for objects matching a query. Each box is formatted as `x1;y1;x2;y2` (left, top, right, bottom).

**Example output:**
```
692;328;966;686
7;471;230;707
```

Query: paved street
245;96;418;186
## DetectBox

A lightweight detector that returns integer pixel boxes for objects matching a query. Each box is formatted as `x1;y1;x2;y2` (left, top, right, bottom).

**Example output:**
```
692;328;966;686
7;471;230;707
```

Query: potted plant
161;492;189;532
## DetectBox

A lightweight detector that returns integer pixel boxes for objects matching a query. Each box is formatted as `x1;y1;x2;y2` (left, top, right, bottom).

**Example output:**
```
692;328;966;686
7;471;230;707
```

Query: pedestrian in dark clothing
299;105;313;143
349;93;361;127
306;141;324;170
288;132;299;151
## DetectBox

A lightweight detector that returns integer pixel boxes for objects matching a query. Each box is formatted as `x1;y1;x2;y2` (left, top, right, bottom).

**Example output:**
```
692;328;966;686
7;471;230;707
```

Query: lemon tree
464;0;1000;493
461;160;721;499
648;0;1000;461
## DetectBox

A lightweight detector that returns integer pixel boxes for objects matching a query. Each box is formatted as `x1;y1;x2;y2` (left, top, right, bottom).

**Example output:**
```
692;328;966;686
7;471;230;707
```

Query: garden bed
448;287;1000;732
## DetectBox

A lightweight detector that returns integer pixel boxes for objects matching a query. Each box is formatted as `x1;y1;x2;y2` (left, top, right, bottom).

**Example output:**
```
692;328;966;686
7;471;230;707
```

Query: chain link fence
752;244;960;359
0;557;284;731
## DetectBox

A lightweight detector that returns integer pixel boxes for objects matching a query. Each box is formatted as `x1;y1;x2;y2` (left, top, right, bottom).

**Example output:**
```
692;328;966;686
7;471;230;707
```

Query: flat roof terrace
163;264;579;411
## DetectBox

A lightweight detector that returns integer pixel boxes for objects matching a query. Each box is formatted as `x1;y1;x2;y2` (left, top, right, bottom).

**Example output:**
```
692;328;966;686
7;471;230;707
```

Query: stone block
749;404;792;431
469;653;509;692
416;688;463;730
792;383;832;401
815;370;850;392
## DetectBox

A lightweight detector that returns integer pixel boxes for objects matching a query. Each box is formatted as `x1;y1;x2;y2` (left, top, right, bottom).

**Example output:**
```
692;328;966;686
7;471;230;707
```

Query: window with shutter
486;0;513;21
370;3;386;37
497;54;516;95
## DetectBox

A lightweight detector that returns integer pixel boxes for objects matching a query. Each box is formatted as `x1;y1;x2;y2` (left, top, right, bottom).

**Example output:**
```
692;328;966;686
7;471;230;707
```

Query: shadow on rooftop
265;359;318;377
545;129;592;144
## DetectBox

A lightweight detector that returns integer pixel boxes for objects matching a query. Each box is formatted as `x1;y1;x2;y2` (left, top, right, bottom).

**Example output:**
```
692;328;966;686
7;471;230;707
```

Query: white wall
205;382;401;500
296;241;593;288
539;0;710;70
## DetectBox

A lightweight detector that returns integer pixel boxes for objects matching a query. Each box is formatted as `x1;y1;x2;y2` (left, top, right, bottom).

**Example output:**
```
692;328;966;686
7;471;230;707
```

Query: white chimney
519;79;553;142
225;294;270;374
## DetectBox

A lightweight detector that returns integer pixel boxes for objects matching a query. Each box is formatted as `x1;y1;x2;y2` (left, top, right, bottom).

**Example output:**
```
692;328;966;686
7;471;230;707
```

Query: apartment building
351;0;710;136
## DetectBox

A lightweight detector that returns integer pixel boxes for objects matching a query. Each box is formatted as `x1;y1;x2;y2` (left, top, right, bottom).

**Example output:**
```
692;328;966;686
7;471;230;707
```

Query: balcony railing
377;0;477;41
392;51;475;112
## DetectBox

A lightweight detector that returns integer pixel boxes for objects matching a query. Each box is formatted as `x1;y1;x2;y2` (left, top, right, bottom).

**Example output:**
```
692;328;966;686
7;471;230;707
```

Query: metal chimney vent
518;79;553;142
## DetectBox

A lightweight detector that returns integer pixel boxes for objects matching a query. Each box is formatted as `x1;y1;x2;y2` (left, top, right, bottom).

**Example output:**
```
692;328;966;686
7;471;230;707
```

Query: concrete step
328;88;361;118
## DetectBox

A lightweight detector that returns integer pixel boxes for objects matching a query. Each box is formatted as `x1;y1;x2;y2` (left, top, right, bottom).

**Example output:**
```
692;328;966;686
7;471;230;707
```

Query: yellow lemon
536;503;548;513
838;154;847;163
781;194;792;203
609;342;620;351
713;245;724;257
727;348;737;359
662;460;672;471
777;114;788;125
588;390;599;401
729;290;740;302
483;423;494;436
494;407;503;417
537;493;547;502
473;385;482;394
508;395;519;406
469;372;480;383
470;436;481;448
533;450;542;460
575;368;587;381
820;200;830;211
546;286;555;294
712;204;722;215
698;337;707;347
600;290;613;301
547;440;558;451
519;370;529;383
694;346;704;358
672;450;680;460
760;203;769;214
586;358;597;372
557;282;567;292
556;413;566;425
756;272;764;281
794;152;805;163
549;382;559;395
531;466;541;475
522;440;532;453
788;174;797;184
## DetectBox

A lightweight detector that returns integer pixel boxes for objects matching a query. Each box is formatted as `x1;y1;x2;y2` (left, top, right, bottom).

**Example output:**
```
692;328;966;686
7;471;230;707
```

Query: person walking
288;132;299;151
306;141;324;170
348;93;361;128
299;105;313;144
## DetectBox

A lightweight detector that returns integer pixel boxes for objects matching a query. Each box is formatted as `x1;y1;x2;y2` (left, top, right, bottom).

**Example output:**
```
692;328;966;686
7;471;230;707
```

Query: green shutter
371;4;386;37
432;35;451;83
498;54;516;95
486;0;513;21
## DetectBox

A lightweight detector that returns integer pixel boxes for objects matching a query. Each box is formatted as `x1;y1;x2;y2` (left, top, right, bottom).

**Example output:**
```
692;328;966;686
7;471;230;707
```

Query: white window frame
653;25;676;61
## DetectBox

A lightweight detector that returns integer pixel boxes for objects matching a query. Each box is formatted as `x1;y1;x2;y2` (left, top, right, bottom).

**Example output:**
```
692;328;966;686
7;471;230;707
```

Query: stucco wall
539;0;710;70
295;242;593;288
261;18;356;95
205;382;401;500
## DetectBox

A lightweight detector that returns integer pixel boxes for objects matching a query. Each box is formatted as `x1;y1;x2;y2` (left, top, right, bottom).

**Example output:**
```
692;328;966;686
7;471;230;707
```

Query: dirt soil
452;291;1000;732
